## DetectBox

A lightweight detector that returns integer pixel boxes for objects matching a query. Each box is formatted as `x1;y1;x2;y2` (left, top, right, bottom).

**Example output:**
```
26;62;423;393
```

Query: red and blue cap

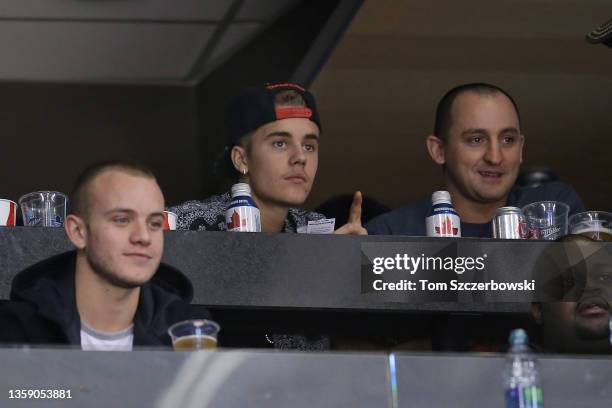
226;82;321;145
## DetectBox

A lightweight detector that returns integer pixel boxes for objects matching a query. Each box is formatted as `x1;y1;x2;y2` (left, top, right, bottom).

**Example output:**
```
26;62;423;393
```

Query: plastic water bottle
504;329;543;408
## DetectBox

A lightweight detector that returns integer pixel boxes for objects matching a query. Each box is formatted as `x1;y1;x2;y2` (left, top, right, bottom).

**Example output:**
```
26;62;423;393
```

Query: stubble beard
446;168;510;205
86;248;145;290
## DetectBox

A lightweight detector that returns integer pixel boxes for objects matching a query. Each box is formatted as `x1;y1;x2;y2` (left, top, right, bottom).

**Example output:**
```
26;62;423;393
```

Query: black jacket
0;251;203;347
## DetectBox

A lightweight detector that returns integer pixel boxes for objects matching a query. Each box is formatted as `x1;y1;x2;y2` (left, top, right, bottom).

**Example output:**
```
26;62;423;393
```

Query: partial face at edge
535;247;612;353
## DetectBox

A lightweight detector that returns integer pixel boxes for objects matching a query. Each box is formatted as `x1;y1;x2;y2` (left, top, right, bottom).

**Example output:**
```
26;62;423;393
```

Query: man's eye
502;136;516;144
469;137;483;144
114;217;129;225
272;140;286;148
149;221;163;230
597;272;612;282
303;144;316;152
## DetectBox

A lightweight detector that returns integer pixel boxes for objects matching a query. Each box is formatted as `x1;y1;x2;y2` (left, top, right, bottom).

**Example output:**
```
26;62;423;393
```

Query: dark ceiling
0;0;298;84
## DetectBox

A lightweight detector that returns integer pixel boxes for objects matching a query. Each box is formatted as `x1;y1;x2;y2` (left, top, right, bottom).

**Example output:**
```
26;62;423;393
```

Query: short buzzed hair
273;88;307;109
434;83;521;142
70;161;157;216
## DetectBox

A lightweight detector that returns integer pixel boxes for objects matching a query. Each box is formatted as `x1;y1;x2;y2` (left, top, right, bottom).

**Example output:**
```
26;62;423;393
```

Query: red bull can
492;207;526;239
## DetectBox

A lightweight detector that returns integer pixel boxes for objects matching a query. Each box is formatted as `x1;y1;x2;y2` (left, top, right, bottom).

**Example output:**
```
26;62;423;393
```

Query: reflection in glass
531;235;612;354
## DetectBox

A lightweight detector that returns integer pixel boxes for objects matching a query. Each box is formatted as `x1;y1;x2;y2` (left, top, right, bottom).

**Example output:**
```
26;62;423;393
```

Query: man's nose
130;220;151;245
484;140;502;165
290;145;306;165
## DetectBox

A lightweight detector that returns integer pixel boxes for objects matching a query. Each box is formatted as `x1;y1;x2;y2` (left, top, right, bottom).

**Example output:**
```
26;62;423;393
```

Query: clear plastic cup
569;211;612;241
168;319;220;351
522;201;569;240
19;191;68;227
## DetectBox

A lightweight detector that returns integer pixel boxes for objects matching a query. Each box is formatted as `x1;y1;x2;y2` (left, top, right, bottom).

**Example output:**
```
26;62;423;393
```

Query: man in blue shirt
366;83;584;237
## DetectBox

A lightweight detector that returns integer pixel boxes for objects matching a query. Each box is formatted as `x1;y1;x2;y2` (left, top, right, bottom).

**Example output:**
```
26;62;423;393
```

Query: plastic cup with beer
0;199;17;227
19;191;67;227
569;211;612;241
168;319;220;351
522;201;569;240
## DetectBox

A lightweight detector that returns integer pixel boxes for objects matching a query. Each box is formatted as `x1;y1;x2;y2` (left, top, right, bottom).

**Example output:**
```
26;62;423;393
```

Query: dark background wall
0;82;200;206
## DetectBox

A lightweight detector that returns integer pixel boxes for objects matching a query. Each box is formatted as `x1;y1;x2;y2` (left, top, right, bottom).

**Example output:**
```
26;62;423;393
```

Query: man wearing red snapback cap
170;82;365;236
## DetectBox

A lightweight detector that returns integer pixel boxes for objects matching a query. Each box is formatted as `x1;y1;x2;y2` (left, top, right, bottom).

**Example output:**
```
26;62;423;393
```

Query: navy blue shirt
365;182;584;238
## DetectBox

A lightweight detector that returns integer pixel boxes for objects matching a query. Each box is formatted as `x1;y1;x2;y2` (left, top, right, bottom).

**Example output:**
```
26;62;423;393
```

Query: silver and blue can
225;183;261;232
492;207;526;239
426;191;461;237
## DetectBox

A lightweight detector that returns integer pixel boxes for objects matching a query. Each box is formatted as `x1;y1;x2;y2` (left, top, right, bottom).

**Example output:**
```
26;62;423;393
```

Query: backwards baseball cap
226;82;321;145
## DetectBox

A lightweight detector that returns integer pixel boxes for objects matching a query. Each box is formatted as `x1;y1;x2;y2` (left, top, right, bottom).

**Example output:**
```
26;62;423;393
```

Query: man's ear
519;134;525;164
426;135;446;165
230;145;249;175
531;302;543;325
65;214;87;250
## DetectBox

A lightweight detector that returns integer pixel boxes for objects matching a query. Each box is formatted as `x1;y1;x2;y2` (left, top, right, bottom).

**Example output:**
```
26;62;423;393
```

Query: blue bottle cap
509;328;528;345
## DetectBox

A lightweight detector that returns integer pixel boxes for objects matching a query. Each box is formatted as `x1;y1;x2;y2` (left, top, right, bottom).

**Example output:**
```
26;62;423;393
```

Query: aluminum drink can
163;211;177;231
426;191;461;237
0;199;17;227
225;183;261;232
492;207;526;239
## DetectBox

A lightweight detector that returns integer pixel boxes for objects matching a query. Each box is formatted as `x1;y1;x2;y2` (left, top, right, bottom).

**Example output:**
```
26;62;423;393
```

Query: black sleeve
365;214;392;235
0;301;34;344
